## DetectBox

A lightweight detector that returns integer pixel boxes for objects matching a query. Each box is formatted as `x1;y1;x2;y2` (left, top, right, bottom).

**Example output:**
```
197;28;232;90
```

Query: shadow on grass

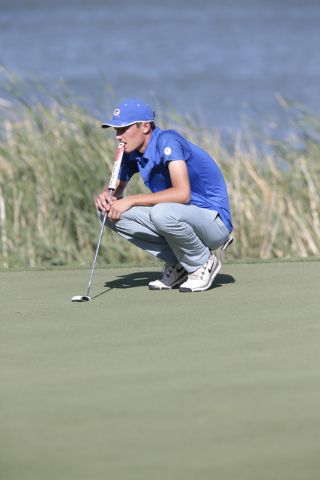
212;273;236;288
92;271;235;299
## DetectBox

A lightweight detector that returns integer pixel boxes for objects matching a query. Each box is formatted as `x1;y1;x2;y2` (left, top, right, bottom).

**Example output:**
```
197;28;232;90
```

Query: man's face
114;123;150;154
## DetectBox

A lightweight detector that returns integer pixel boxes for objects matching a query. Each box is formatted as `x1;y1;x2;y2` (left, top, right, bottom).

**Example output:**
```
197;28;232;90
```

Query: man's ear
141;122;151;134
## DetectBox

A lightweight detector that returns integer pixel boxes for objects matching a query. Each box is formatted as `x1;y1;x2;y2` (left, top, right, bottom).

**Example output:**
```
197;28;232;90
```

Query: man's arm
107;160;190;221
95;179;128;215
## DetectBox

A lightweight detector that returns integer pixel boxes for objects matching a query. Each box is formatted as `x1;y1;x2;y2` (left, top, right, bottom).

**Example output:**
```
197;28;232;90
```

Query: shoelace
162;263;173;278
189;256;214;280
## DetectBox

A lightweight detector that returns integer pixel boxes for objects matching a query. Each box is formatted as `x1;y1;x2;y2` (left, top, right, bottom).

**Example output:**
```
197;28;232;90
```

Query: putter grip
109;142;125;196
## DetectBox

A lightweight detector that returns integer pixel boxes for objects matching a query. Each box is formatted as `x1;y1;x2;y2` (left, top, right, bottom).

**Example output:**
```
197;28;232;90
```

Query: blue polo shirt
119;127;233;232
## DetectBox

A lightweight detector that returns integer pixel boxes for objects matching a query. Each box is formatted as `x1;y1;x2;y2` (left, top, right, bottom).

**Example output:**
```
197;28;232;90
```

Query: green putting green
1;260;320;480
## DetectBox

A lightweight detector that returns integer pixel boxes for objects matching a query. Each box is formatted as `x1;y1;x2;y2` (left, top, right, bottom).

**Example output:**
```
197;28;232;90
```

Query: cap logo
114;108;121;117
164;147;171;155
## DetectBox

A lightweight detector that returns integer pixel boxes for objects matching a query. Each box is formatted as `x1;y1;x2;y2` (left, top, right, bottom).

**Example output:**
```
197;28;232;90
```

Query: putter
72;142;125;302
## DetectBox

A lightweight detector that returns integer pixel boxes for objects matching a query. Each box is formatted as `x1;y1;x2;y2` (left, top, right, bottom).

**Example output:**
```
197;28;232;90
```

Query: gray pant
98;203;230;273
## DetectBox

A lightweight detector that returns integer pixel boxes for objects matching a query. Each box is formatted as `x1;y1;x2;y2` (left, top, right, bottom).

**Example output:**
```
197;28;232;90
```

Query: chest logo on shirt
113;108;121;117
164;147;172;155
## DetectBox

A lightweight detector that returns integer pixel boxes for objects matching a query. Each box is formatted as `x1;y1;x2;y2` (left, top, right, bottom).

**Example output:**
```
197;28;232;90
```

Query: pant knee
150;204;173;232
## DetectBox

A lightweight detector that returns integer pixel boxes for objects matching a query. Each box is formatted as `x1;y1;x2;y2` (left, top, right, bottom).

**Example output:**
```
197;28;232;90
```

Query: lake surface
1;0;320;130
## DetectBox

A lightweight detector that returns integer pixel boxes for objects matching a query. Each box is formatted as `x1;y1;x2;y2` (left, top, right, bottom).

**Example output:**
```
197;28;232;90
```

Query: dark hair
136;115;156;131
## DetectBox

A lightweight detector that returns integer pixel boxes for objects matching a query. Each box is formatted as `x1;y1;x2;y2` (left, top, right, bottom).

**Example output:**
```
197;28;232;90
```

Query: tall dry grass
0;68;319;268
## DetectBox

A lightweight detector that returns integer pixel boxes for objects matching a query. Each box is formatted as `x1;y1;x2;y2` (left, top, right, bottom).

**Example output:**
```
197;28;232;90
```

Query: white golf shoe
179;253;221;292
149;262;188;290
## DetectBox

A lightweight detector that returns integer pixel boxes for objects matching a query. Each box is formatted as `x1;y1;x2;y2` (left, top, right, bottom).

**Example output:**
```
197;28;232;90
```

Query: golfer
95;98;233;292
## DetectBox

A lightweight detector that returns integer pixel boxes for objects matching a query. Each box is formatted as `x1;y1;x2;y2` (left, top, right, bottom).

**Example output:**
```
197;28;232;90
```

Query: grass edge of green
1;256;320;274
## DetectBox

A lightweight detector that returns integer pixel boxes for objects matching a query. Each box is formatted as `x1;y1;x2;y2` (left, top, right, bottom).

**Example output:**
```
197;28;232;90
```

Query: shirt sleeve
157;130;192;166
118;152;139;182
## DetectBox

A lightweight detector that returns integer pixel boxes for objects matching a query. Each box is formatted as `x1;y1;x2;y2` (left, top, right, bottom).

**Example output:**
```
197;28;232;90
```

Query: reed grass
0;68;319;268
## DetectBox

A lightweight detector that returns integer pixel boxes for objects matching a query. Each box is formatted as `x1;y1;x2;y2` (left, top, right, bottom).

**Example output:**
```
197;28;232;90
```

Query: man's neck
137;130;153;155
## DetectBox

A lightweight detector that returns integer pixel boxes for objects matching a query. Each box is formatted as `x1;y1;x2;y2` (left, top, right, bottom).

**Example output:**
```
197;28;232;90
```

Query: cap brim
101;119;154;129
101;120;139;129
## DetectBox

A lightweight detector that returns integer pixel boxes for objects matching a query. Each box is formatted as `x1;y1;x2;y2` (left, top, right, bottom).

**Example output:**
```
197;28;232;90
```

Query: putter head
71;295;91;302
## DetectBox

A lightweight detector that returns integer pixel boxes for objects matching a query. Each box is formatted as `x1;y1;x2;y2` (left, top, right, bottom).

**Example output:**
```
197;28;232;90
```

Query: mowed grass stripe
1;261;320;480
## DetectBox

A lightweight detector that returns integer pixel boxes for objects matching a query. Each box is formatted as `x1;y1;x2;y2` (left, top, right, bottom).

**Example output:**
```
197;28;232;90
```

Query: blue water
1;0;320;130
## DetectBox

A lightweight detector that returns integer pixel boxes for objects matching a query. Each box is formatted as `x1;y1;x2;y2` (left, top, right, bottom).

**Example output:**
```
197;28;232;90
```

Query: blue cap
101;98;154;128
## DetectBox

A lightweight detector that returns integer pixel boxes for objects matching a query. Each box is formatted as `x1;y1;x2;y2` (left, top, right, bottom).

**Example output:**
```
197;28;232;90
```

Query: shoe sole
149;273;188;290
179;261;221;292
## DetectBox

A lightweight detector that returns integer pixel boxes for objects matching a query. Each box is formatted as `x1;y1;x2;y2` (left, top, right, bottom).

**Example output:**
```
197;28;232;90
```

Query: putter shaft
86;211;107;297
74;143;124;302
